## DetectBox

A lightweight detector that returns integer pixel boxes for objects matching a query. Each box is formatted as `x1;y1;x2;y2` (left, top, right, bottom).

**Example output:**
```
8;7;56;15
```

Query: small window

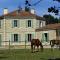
39;21;43;27
14;20;18;27
28;20;31;27
14;34;18;42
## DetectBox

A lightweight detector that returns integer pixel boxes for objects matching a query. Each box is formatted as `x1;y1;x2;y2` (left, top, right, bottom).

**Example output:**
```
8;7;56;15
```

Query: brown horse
31;39;43;53
50;39;60;50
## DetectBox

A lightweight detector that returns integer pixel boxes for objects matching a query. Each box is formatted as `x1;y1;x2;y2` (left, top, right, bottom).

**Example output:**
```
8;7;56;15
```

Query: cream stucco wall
0;17;46;46
36;30;56;42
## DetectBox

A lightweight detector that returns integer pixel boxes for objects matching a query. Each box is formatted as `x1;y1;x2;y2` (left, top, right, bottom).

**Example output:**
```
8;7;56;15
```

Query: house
36;23;60;45
0;8;45;48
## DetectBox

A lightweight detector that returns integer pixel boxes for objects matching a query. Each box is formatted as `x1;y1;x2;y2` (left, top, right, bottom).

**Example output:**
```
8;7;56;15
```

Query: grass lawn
0;49;60;60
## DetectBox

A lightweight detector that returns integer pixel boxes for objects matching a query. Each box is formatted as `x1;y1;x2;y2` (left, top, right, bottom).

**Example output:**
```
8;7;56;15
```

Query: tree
43;14;59;24
48;0;60;15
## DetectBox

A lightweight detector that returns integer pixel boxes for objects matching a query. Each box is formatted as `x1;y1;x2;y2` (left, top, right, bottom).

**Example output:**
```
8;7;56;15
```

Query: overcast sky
0;0;60;18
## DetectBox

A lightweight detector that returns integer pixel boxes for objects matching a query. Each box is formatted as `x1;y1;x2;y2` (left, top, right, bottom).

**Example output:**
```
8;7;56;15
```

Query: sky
0;0;60;18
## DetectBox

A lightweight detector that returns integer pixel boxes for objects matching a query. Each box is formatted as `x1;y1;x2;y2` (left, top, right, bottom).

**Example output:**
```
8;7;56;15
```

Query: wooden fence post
25;40;26;49
9;40;10;51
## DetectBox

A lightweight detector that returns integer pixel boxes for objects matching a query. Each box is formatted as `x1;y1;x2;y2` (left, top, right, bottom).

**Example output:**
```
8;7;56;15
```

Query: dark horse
31;39;43;53
50;39;60;50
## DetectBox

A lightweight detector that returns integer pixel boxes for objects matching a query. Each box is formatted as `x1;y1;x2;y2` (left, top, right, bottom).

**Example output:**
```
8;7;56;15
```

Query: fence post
9;40;10;51
25;40;26;49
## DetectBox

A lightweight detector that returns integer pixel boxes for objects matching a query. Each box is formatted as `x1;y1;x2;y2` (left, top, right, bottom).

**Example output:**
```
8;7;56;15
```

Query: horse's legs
31;45;33;53
36;46;39;52
51;45;54;51
40;44;43;52
33;45;35;52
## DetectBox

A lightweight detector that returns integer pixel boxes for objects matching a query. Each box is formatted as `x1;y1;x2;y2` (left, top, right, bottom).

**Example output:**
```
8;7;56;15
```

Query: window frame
14;20;18;27
28;20;32;27
14;34;18;42
28;34;32;42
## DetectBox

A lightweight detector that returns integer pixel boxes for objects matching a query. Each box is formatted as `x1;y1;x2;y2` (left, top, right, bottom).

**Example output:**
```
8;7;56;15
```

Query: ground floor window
14;34;18;42
11;34;20;42
28;34;32;42
25;34;34;42
42;33;49;42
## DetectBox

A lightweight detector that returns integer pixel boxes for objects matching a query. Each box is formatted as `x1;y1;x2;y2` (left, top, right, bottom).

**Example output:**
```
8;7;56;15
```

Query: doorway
42;33;49;42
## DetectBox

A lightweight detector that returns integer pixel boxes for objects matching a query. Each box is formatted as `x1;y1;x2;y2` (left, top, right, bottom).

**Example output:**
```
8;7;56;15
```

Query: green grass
0;49;60;60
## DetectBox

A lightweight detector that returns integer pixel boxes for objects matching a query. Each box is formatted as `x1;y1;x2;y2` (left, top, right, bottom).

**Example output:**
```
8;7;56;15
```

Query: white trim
43;31;49;33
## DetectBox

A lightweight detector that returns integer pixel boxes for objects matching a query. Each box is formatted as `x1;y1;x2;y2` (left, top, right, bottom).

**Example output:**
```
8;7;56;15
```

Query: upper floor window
14;20;18;27
28;20;31;27
39;21;43;27
12;20;20;28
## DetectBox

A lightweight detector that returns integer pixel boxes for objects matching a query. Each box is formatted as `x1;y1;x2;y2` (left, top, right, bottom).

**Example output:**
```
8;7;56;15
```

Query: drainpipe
4;16;6;46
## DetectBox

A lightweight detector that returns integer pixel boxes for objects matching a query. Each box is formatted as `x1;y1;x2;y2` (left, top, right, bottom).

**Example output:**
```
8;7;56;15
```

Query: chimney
3;8;8;15
30;9;35;14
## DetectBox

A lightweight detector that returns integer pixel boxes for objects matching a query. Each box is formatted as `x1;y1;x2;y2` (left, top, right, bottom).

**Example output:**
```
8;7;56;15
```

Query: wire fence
0;40;51;50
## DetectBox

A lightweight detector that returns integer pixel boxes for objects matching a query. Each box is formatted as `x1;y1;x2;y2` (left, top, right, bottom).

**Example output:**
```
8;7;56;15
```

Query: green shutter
32;34;34;39
47;33;49;42
1;20;3;28
32;20;33;28
18;20;20;28
42;33;49;42
12;20;14;28
18;34;21;42
25;34;28;42
42;33;45;42
0;34;1;46
26;20;28;28
11;34;14;42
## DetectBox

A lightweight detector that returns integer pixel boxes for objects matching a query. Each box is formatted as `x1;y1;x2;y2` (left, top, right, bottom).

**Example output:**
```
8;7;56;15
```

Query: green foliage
48;0;60;15
53;0;60;2
43;14;59;24
48;6;59;15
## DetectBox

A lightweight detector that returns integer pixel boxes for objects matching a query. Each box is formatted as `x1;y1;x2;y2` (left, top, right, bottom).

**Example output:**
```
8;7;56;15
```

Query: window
28;34;32;42
14;20;18;27
12;20;20;28
0;20;1;28
25;34;34;42
39;21;41;27
14;34;18;42
42;33;49;42
28;20;31;27
39;21;43;27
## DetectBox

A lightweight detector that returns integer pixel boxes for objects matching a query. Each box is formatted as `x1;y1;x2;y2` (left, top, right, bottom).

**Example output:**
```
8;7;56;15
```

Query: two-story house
0;8;45;48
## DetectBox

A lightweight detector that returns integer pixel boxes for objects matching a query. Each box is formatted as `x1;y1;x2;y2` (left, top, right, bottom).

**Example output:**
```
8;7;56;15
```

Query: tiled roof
0;9;45;20
36;23;60;31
